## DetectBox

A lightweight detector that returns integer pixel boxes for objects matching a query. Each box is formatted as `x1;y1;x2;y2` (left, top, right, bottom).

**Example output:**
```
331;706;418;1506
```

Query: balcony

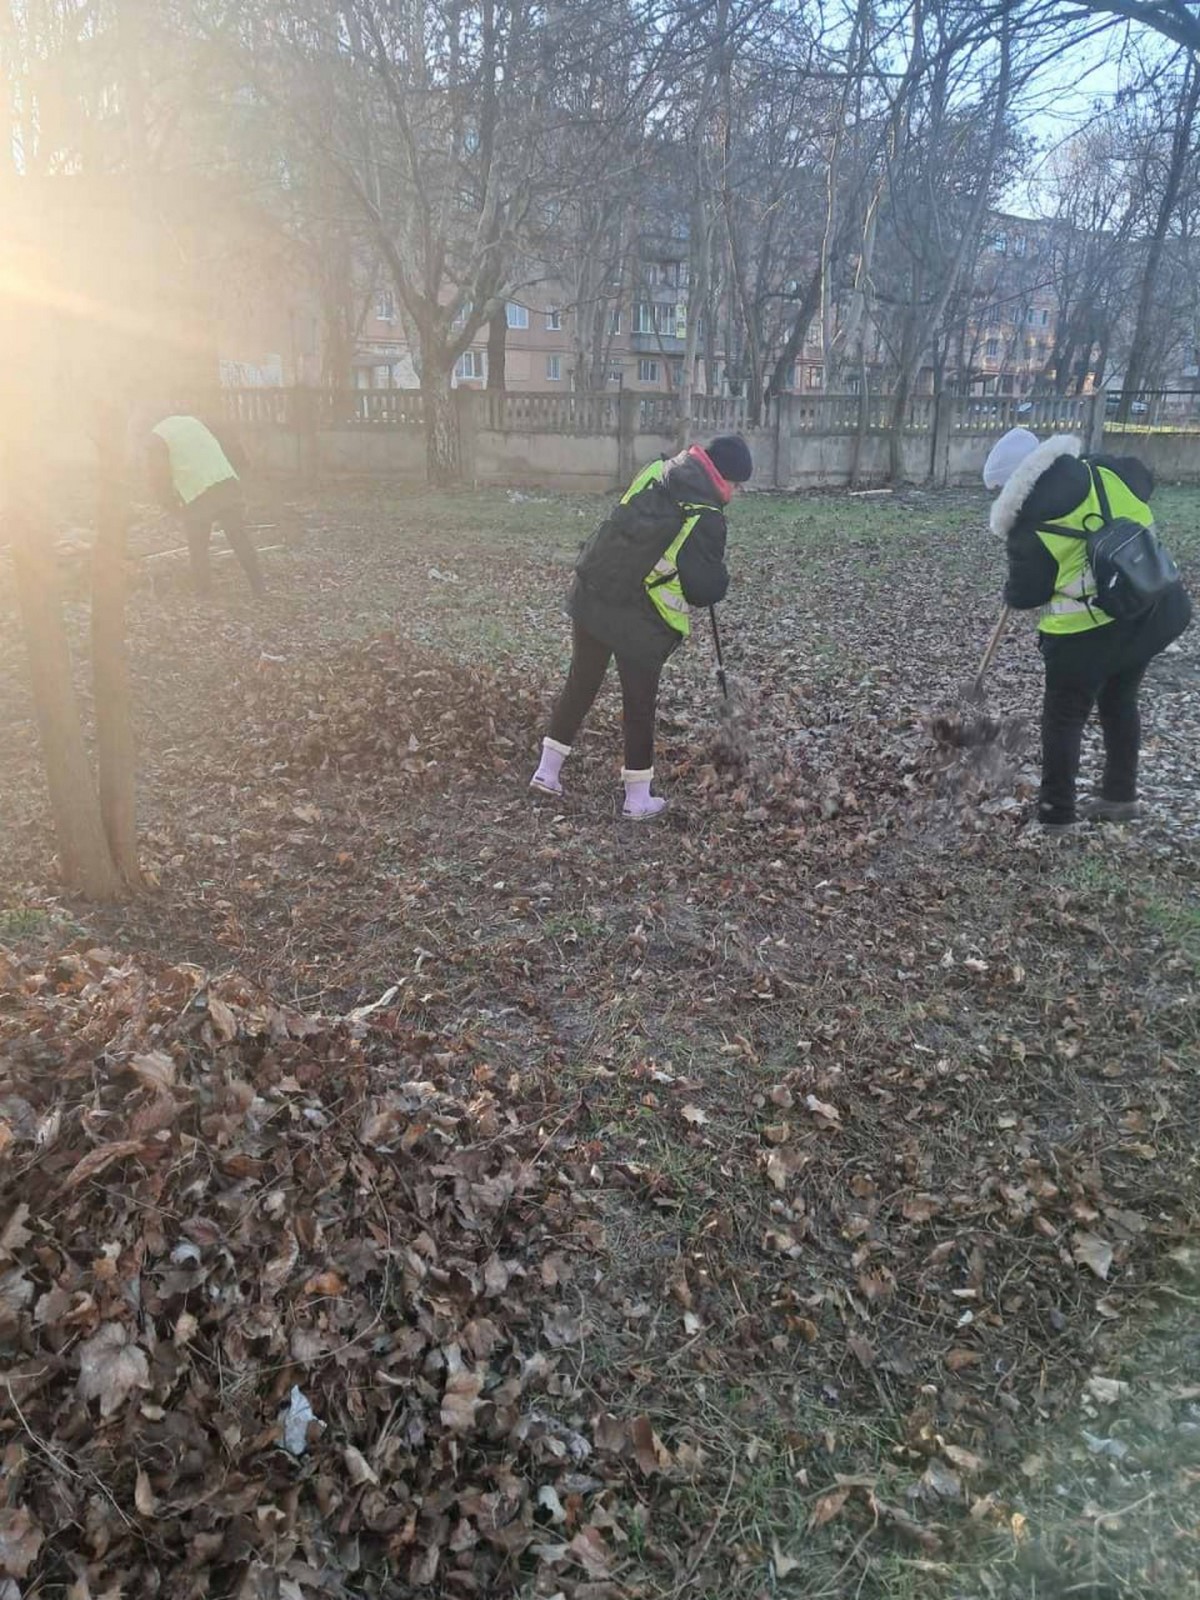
630;330;685;354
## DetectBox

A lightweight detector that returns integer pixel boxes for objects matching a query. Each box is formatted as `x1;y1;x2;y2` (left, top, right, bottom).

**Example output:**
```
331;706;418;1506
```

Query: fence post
1085;390;1107;455
617;389;638;487
773;393;793;488
930;391;952;488
291;385;318;486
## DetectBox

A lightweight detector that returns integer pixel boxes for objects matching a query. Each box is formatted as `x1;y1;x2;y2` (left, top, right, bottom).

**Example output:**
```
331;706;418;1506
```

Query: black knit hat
706;434;753;483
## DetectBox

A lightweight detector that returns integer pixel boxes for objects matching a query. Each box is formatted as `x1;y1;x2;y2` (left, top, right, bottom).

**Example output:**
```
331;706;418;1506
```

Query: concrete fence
210;386;1199;491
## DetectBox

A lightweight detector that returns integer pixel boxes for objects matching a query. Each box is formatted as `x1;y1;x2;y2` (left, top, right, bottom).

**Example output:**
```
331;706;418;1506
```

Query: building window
992;235;1008;255
546;355;562;381
1000;374;1015;395
633;302;677;337
984;305;1003;327
454;350;486;381
1013;235;1027;257
1041;309;1050;327
638;358;659;383
450;300;471;331
985;338;1000;360
377;289;396;322
506;303;529;329
670;359;684;388
1025;307;1037;325
546;307;562;331
608;308;622;335
607;364;624;385
808;366;824;390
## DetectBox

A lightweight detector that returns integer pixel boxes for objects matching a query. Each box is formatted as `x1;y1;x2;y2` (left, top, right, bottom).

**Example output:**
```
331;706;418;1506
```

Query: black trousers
182;479;265;597
1039;588;1191;820
548;620;662;770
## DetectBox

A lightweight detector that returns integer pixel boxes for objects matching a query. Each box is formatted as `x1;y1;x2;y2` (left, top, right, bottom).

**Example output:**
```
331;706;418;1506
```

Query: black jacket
569;450;730;665
996;445;1154;611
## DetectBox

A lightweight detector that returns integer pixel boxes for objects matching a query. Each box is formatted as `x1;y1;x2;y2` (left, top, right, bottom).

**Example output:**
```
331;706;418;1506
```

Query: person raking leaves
147;411;266;599
530;434;753;818
983;426;1191;835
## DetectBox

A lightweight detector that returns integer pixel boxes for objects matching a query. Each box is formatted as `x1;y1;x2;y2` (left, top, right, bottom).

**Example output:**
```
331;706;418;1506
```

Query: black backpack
1050;463;1181;623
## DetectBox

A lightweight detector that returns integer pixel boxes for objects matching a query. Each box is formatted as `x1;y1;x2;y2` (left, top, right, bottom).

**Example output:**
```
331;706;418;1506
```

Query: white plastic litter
283;1385;323;1455
1082;1430;1129;1460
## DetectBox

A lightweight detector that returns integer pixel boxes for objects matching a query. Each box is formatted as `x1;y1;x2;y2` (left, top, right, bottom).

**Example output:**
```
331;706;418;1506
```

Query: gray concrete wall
244;425;425;479
470;428;618;490
1102;430;1200;481
777;431;934;487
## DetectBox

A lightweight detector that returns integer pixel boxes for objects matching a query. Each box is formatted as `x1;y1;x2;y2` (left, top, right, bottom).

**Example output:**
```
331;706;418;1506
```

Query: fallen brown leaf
76;1323;150;1418
0;1507;43;1579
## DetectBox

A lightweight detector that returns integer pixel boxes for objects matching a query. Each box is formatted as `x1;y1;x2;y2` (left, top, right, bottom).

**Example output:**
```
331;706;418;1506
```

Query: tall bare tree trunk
91;405;141;887
5;445;123;901
423;358;461;486
676;0;731;448
886;8;1013;481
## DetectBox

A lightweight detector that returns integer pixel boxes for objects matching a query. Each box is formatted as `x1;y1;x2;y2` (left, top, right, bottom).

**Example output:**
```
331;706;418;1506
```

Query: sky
1007;23;1171;216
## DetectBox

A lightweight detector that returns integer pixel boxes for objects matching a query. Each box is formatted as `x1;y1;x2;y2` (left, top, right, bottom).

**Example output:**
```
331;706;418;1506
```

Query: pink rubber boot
530;737;570;796
622;767;667;820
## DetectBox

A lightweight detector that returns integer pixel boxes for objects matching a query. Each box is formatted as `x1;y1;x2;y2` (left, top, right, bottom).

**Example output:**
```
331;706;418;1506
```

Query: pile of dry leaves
0;945;669;1599
231;637;546;783
659;679;941;846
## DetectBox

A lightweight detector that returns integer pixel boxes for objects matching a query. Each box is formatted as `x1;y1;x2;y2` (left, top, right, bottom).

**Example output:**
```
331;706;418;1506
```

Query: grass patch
1144;888;1200;962
0;904;80;942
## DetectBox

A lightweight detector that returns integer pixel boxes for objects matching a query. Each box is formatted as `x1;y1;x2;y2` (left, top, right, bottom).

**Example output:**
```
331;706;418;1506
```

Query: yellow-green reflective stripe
620;459;664;504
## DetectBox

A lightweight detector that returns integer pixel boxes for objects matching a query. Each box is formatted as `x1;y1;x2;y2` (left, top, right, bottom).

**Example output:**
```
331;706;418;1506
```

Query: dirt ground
0;480;1198;1599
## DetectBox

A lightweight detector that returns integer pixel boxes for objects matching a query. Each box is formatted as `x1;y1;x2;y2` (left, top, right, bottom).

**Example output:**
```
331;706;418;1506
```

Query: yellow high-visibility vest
152;416;237;506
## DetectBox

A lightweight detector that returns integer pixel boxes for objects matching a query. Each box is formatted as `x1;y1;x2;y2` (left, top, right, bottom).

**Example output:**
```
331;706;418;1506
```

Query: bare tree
870;0;1016;477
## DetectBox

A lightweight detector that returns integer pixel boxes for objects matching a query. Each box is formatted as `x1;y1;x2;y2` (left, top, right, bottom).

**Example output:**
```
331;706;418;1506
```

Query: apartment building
352;251;696;395
221;209;1081;399
964;216;1063;396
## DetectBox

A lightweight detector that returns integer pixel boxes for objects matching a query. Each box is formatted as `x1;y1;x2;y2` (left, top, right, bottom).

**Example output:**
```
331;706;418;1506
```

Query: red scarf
687;444;734;505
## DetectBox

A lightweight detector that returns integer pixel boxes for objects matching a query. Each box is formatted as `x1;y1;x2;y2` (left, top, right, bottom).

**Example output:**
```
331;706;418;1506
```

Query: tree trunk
888;366;912;483
423;360;461;486
766;267;823;401
677;196;712;449
850;360;870;489
486;307;507;390
91;406;141;887
6;464;123;901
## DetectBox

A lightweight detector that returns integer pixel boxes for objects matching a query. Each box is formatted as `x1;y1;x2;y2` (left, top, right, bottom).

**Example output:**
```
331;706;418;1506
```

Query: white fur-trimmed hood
989;434;1082;538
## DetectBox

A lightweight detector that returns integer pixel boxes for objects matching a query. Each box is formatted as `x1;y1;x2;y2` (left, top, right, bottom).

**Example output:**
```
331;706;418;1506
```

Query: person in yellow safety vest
985;427;1191;834
530;434;753;818
148;414;266;598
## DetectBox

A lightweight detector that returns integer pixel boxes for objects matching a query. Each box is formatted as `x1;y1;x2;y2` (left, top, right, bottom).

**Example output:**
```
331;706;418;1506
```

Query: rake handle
970;605;1012;699
708;606;729;699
